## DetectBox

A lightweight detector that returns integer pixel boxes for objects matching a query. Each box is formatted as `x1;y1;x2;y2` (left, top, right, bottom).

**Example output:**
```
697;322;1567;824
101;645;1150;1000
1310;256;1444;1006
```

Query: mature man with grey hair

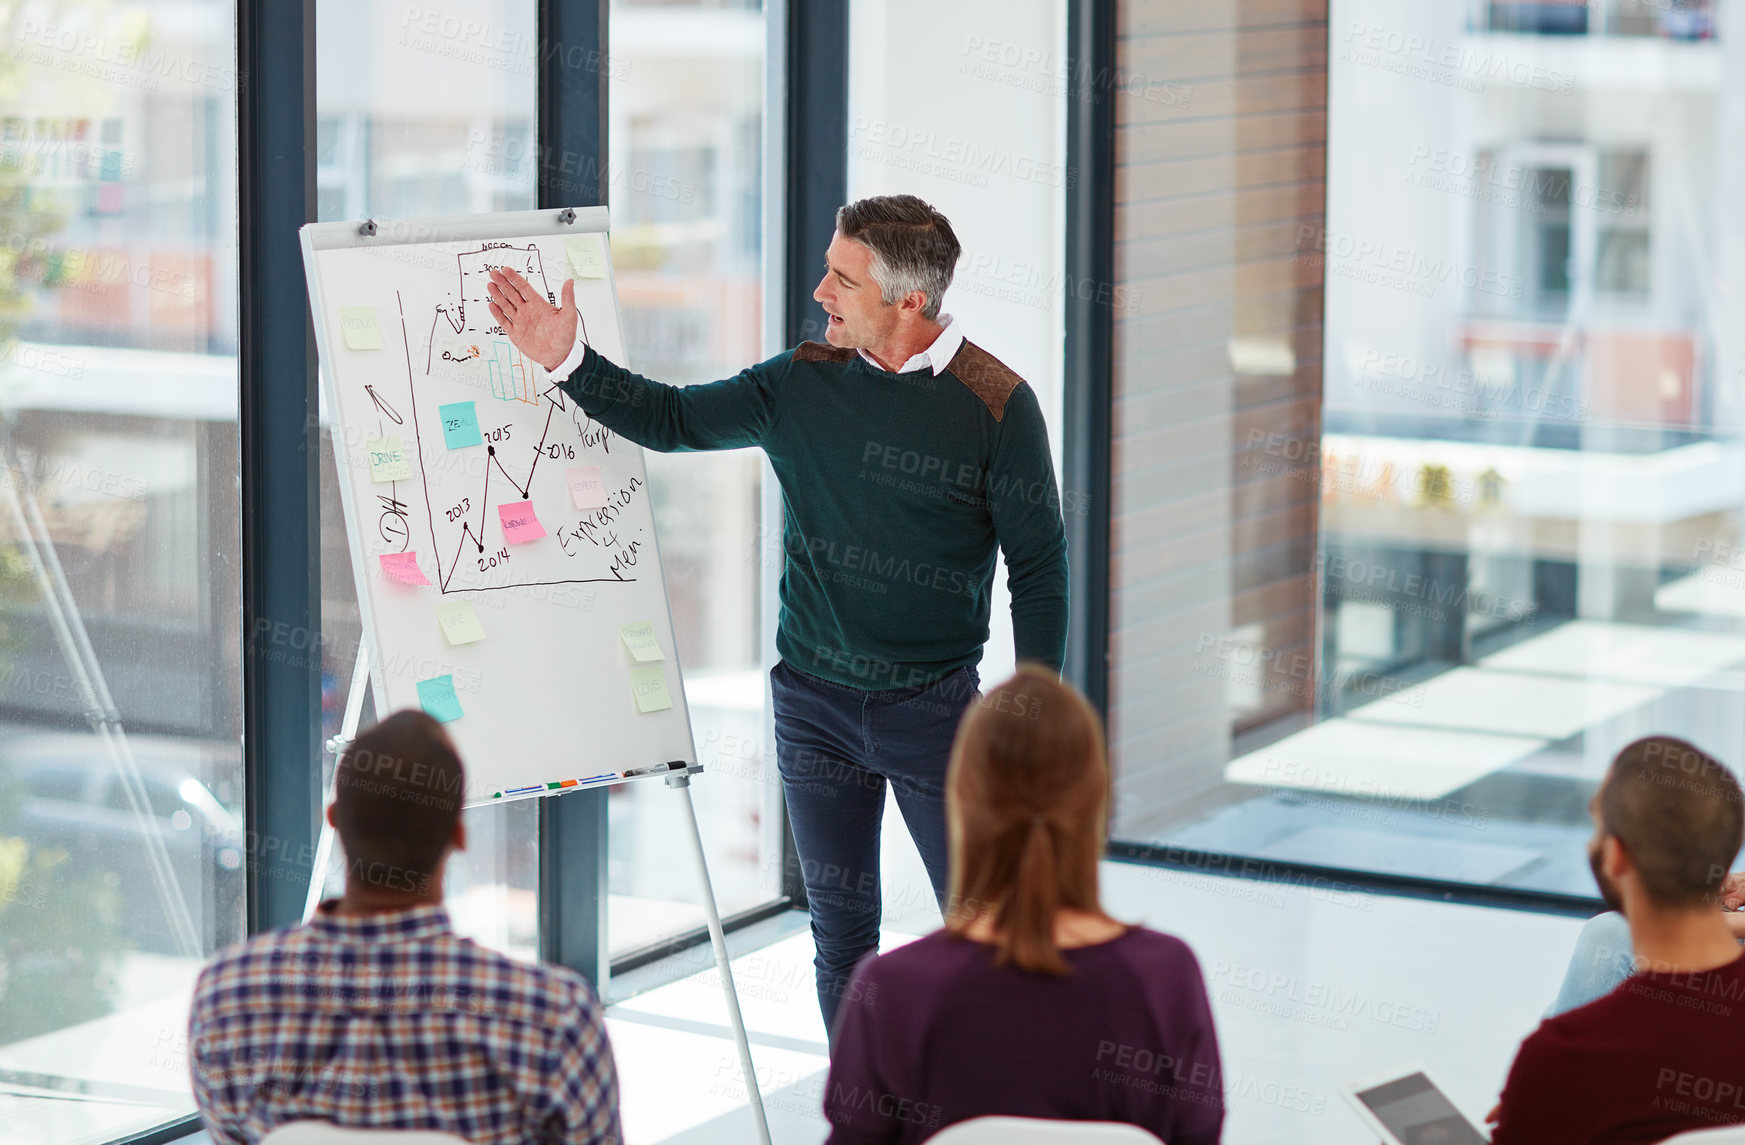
485;193;1068;1042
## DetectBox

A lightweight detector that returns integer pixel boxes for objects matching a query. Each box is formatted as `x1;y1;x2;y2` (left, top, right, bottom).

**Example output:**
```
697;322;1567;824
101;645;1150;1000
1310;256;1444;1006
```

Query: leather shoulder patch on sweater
793;340;858;364
945;341;1026;421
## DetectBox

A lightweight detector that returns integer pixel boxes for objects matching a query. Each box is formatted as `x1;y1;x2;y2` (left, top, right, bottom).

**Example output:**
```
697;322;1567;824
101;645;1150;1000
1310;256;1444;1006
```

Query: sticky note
499;500;546;543
440;401;483;450
340;306;381;350
629;664;673;713
416;674;464;722
565;234;607;279
437;600;487;645
567;465;607;509
379;552;430;586
367;436;412;482
619;621;664;662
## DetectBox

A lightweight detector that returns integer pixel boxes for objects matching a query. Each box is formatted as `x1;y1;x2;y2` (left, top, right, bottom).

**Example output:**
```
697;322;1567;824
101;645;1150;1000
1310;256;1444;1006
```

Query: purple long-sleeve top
822;926;1224;1145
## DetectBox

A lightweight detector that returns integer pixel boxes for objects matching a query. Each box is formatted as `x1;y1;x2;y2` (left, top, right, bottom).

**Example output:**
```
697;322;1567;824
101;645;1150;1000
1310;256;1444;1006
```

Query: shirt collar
308;899;454;944
857;314;964;376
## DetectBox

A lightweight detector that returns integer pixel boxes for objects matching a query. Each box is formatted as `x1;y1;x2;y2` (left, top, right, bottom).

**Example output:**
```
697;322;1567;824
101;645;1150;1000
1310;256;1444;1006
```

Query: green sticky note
340;305;381;350
367;436;412;482
619;621;664;662
416;674;463;722
439;401;483;450
628;664;672;713
564;234;607;279
437;600;486;645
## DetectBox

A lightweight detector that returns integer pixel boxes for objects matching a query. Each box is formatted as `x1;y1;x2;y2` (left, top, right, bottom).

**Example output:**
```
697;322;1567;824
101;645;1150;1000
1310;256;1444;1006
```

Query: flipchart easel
299;207;771;1145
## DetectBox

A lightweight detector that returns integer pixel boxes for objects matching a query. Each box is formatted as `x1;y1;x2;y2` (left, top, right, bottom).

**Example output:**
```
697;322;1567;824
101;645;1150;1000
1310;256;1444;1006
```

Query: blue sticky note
416;674;464;722
439;401;483;450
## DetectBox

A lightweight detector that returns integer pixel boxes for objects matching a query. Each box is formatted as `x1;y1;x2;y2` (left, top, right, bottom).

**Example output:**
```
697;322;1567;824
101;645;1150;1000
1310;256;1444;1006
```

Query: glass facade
0;0;243;1137
606;0;779;957
1110;0;1745;900
312;0;542;960
309;0;781;964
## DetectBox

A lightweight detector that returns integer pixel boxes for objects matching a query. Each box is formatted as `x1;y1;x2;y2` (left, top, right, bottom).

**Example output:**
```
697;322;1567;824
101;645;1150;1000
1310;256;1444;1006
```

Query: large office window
606;0;780;959
0;1;243;1139
313;0;541;958
1110;0;1745;901
309;0;782;965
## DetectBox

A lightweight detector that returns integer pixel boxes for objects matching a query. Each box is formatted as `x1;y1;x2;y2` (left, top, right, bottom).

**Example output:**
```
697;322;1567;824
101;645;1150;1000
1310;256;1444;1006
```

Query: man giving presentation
487;193;1069;1040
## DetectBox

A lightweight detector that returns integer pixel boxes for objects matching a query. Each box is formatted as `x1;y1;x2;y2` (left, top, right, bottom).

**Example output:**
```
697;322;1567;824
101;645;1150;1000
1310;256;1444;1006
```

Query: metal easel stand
305;642;774;1145
667;766;773;1145
0;412;200;959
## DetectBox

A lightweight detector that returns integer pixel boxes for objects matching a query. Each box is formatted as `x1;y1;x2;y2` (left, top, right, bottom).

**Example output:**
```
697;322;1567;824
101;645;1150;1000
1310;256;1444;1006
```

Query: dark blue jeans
770;658;981;1041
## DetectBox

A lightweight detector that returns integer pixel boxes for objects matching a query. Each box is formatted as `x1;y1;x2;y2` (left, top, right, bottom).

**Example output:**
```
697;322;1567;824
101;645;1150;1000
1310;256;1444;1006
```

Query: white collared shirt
856;314;963;375
548;313;965;381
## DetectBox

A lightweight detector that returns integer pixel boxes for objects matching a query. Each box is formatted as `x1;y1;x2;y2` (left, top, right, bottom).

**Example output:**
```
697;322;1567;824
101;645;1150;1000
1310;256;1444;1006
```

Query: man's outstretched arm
487;266;779;453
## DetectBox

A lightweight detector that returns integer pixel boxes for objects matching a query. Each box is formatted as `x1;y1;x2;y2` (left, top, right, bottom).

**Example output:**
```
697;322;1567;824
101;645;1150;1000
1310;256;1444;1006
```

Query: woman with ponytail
821;666;1223;1144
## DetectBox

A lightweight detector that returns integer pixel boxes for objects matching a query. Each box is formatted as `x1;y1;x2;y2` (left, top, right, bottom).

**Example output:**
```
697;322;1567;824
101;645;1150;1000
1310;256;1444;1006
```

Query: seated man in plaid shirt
187;711;622;1145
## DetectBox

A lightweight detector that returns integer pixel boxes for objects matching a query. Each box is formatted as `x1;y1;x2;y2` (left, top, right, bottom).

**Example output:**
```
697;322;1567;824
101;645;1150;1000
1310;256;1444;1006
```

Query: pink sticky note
379;552;430;586
566;465;607;509
498;499;546;543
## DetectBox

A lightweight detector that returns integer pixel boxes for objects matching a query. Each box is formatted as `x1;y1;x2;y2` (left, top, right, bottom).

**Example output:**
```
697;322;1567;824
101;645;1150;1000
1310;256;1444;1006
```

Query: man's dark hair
1600;736;1743;909
332;710;466;887
835;194;961;320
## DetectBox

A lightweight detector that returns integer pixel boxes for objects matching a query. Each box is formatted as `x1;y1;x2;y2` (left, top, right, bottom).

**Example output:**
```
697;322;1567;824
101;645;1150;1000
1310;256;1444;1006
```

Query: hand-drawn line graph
389;282;633;595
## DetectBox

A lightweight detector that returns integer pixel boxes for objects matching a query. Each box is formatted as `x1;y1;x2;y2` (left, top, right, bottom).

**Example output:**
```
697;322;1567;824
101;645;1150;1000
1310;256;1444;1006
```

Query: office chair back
260;1123;472;1145
1661;1127;1745;1144
928;1115;1165;1143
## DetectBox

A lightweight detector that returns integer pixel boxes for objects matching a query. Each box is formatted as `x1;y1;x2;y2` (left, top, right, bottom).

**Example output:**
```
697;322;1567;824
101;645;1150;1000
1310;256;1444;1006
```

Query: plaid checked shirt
188;901;621;1145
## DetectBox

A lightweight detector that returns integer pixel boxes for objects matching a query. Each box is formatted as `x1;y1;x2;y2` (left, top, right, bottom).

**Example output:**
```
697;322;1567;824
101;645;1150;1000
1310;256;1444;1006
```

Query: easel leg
668;772;774;1145
304;639;373;922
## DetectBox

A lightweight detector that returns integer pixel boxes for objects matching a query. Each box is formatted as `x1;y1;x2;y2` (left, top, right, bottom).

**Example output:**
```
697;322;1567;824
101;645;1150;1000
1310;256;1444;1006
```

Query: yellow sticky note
437;600;486;645
367;436;412;482
629;664;672;713
619;621;664;662
565;234;607;280
340;305;382;350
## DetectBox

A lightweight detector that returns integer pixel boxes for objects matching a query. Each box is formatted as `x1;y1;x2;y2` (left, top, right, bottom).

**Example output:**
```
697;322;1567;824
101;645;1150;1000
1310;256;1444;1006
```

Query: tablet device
1342;1063;1489;1144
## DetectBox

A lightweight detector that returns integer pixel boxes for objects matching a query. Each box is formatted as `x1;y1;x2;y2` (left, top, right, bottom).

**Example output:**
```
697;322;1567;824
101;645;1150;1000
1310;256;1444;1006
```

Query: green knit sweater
558;339;1069;690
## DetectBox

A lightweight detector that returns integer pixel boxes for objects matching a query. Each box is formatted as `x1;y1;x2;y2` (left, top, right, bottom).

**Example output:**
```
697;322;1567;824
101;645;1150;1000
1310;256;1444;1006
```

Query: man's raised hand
486;267;579;373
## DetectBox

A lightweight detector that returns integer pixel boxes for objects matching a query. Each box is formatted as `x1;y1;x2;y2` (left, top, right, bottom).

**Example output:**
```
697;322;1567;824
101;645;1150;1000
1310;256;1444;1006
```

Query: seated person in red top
1490;735;1745;1145
822;667;1224;1145
187;711;622;1145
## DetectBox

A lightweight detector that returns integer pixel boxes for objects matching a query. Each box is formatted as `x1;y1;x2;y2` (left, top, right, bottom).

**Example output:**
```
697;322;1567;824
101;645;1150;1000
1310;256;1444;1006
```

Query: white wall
847;0;1070;685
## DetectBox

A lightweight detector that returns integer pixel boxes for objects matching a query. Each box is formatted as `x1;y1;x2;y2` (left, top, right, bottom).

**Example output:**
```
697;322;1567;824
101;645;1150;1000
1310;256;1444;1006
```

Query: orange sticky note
498;499;546;543
379;552;430;586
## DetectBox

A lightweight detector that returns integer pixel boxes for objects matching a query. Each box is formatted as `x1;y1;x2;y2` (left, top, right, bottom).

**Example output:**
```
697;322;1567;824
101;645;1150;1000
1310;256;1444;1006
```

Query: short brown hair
1600;736;1743;909
333;711;466;888
944;666;1116;974
835;194;961;321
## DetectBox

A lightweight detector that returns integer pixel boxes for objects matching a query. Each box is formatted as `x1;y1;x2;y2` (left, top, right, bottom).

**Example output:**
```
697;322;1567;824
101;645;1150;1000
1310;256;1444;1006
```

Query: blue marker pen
500;784;544;797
